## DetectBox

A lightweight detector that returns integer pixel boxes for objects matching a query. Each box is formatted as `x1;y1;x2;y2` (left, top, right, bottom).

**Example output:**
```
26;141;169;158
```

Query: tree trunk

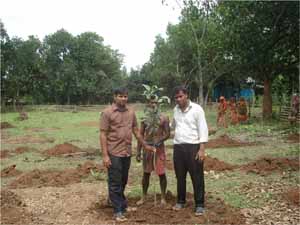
198;62;204;106
263;78;272;119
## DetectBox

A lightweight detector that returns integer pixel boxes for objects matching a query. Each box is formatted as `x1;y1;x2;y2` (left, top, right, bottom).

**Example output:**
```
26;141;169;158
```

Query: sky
1;0;181;70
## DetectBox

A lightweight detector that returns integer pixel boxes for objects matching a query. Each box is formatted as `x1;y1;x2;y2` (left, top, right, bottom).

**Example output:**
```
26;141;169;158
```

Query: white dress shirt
172;101;208;144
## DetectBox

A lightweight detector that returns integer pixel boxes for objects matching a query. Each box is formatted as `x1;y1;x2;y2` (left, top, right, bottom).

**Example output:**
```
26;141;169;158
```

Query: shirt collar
112;103;128;112
176;100;192;113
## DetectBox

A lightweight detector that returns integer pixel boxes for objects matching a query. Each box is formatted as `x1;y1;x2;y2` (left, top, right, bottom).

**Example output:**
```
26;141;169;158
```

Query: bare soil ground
1;165;22;177
240;157;299;175
0;149;10;158
2;183;245;225
43;143;82;156
0;122;15;129
165;156;236;172
7;161;104;189
286;133;300;143
206;134;256;149
282;187;300;206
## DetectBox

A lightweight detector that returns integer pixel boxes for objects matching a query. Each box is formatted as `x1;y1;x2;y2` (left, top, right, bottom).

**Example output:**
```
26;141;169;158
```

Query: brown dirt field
0;122;15;129
206;134;255;149
165;156;235;172
240;157;300;175
286;133;300;143
282;187;300;206
0;150;10;158
205;156;236;171
80;121;99;127
8;161;104;189
0;189;39;225
92;192;245;224
44;142;82;156
1;165;22;177
3;135;55;144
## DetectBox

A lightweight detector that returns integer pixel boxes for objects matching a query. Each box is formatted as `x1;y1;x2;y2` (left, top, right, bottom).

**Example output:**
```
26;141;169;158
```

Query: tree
218;1;299;119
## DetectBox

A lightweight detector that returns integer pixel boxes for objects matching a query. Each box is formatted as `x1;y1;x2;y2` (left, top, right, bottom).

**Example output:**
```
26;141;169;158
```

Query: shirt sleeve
197;107;208;143
100;111;110;131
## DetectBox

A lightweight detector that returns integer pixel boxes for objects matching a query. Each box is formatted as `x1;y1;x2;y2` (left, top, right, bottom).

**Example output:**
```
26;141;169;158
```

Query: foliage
141;84;170;141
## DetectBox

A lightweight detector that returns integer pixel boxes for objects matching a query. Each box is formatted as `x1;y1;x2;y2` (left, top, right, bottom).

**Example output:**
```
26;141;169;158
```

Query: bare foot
136;198;144;206
161;198;167;205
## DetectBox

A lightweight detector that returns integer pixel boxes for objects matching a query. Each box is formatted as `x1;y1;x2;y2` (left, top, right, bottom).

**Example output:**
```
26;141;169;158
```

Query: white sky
1;0;180;70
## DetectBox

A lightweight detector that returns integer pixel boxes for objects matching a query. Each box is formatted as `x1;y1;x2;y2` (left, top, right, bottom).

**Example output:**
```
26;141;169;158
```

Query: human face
148;99;158;109
175;91;188;109
114;93;128;107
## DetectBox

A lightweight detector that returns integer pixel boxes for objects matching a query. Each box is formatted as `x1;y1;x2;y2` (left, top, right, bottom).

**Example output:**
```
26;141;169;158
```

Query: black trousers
108;154;131;213
173;144;205;207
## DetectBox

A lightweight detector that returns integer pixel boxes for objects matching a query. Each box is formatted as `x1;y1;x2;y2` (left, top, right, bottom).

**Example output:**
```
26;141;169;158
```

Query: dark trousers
108;154;131;213
173;144;205;207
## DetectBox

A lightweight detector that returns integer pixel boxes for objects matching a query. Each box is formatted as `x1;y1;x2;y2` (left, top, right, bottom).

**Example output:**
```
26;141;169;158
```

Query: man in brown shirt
100;87;155;222
136;98;170;206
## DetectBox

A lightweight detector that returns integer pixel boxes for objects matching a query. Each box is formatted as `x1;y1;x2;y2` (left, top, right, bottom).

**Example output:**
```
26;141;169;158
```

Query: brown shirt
100;103;138;157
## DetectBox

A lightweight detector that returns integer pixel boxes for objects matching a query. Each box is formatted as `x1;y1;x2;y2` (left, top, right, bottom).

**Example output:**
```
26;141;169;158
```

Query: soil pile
165;156;235;172
15;146;32;154
44;142;81;156
287;133;300;143
8;161;104;188
0;122;15;129
207;134;254;149
1;165;22;177
92;192;245;224
0;150;10;158
282;187;300;205
205;156;236;171
240;157;299;175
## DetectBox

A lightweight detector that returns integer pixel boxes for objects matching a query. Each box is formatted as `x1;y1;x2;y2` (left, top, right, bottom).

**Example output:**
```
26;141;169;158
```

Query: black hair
174;85;188;95
113;87;128;95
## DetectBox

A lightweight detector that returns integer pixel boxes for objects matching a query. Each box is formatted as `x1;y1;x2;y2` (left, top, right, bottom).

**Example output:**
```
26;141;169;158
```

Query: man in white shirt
171;86;208;216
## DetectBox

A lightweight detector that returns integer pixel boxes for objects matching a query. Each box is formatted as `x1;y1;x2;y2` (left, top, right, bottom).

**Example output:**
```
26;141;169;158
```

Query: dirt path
11;182;108;225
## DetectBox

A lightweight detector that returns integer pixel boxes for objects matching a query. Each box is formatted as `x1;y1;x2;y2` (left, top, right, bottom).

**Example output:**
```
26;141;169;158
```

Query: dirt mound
1;189;35;224
8;169;82;189
8;161;104;188
207;134;254;149
0;150;10;158
0;122;15;129
282;187;300;206
286;133;300;143
91;192;245;224
205;156;236;171
15;146;33;154
4;135;55;144
240;157;299;175
1;165;22;177
44;142;81;156
165;156;235;172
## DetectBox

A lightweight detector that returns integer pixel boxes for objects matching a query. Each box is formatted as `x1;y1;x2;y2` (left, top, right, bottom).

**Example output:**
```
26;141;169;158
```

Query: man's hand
196;144;205;161
144;145;156;153
136;153;142;162
103;155;111;168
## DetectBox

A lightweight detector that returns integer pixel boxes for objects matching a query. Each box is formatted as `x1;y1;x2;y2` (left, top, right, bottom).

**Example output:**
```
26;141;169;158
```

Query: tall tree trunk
198;67;204;106
263;78;272;119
